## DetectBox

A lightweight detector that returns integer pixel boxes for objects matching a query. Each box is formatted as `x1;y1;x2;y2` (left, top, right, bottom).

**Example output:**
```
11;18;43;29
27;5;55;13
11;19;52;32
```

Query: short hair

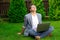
29;4;36;9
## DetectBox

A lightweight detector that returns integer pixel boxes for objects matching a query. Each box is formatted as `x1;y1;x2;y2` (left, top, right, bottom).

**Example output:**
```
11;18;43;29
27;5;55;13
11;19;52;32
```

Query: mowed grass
0;21;60;40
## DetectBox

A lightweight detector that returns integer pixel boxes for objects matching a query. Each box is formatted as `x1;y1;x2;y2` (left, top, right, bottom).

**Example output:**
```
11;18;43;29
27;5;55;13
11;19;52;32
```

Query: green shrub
8;0;27;23
32;0;46;19
49;0;60;20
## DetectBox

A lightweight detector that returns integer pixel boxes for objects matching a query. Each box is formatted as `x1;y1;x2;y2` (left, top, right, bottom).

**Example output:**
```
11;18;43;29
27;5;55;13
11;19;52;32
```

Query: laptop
37;22;50;32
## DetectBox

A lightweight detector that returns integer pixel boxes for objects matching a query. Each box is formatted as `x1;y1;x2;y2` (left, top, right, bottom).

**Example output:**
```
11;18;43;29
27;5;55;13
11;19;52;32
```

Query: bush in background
49;0;60;20
8;0;27;22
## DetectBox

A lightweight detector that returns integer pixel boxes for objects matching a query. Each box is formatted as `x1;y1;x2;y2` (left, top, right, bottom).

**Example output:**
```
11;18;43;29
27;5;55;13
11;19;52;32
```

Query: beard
30;10;36;12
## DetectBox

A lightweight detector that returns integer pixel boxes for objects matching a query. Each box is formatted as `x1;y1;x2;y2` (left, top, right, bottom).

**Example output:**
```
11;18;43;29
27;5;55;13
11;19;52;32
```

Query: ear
30;9;31;12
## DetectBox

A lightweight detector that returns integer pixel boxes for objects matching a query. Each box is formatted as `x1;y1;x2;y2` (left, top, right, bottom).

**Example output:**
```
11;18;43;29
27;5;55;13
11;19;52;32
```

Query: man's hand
17;26;25;35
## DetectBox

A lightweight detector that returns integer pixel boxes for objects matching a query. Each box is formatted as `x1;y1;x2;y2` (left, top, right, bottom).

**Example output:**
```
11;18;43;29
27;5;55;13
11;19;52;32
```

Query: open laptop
37;22;50;32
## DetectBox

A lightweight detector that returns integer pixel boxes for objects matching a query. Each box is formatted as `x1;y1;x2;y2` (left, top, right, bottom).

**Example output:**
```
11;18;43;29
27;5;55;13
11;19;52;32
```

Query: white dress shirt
32;14;39;31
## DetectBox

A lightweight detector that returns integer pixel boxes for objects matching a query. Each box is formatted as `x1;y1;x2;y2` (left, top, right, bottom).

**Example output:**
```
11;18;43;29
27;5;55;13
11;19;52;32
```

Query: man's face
30;5;37;12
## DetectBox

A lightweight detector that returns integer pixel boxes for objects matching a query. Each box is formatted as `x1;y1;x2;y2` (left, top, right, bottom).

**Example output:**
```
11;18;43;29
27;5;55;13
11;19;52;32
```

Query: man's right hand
17;26;25;35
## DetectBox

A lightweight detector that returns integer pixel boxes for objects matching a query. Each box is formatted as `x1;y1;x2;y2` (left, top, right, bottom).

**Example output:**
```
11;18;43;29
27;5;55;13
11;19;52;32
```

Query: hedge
8;0;27;22
49;0;60;20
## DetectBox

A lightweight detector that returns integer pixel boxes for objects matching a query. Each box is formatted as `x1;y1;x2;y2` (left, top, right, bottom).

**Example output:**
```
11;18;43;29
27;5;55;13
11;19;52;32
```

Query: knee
29;29;36;35
49;26;54;32
29;29;39;36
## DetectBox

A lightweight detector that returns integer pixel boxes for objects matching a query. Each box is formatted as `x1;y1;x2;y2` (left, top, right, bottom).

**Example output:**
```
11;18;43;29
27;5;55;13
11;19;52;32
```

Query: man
18;5;54;40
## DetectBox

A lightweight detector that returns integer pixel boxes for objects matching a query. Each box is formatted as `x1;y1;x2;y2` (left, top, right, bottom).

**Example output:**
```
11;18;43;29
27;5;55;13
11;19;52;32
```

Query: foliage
8;0;27;22
49;0;60;20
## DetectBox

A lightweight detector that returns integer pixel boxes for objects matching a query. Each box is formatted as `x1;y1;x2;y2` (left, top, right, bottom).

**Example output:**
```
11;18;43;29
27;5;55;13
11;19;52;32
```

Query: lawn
0;21;60;40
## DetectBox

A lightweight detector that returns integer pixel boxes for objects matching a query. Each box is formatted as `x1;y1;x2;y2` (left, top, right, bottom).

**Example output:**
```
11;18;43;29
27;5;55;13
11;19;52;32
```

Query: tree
8;0;27;22
49;0;60;20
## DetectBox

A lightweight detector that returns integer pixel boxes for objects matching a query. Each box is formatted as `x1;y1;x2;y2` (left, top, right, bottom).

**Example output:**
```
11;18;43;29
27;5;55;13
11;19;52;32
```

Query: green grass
0;21;60;40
